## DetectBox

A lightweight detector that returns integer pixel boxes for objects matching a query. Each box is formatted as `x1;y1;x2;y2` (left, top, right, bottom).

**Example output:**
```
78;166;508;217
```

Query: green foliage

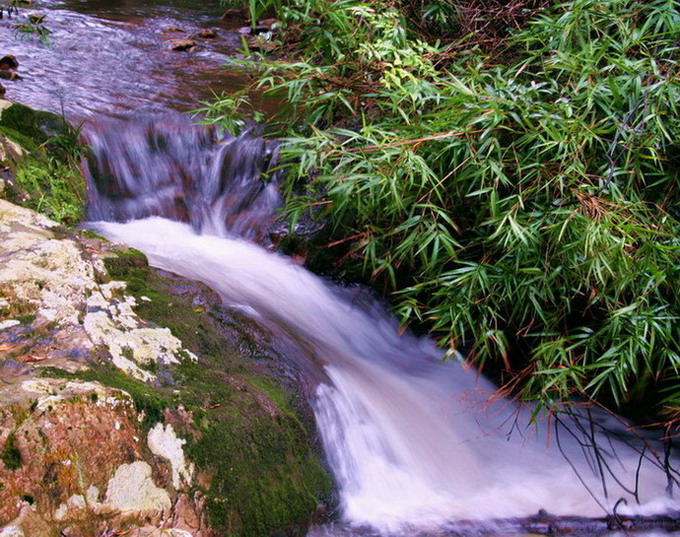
11;159;85;224
205;0;680;423
14;13;52;44
0;103;87;225
1;431;22;471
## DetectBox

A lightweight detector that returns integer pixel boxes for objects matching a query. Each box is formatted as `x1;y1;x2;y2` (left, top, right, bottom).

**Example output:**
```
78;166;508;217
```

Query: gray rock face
0;199;196;381
0;200;201;536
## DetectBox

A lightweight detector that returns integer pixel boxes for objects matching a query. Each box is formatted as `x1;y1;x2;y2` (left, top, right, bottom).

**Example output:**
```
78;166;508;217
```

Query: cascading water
85;115;282;240
85;116;679;534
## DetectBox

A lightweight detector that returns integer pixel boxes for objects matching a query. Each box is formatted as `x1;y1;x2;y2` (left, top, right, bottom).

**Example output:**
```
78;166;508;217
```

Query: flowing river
2;0;678;534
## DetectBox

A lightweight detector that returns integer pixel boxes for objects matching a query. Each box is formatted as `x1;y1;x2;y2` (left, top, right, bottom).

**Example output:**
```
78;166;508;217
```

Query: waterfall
84;115;282;240
85;117;679;534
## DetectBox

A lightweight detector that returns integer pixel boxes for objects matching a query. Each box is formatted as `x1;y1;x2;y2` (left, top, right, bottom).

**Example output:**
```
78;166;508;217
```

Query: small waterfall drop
85;117;679;534
85;115;282;240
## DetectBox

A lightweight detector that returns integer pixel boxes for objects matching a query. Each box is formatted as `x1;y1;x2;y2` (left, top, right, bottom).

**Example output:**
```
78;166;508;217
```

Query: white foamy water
92;216;679;533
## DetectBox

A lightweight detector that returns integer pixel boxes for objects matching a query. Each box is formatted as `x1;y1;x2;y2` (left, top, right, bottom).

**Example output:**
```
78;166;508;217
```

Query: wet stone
0;56;18;71
169;40;196;52
161;25;184;33
221;8;249;22
196;29;217;39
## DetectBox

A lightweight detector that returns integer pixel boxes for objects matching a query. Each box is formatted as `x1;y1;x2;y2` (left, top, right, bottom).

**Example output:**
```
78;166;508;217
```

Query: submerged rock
161;25;185;33
0;55;18;71
169;39;196;52
196;29;217;39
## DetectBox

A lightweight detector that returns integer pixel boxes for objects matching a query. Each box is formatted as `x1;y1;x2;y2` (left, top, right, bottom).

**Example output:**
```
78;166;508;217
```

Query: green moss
0;125;40;154
9;158;85;225
183;374;332;537
1;431;22;471
0;103;87;226
0;103;68;146
96;247;334;536
15;313;36;325
78;228;106;241
50;364;168;430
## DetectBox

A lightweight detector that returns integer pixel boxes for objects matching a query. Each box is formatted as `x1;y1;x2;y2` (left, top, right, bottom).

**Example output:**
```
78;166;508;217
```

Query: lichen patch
104;461;171;514
147;423;194;490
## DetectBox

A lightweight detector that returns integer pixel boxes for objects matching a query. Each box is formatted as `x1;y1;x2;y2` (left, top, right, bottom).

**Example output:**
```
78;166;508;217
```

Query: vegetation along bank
204;0;679;430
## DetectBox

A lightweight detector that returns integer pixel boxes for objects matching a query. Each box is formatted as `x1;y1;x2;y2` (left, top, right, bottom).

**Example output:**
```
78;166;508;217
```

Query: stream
2;1;679;535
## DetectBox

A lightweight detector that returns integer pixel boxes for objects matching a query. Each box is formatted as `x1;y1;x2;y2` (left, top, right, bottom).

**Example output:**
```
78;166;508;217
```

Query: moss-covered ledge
95;244;334;537
0;99;86;226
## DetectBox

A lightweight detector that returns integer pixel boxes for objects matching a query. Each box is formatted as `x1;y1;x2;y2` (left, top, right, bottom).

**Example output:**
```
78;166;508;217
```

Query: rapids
86;119;679;534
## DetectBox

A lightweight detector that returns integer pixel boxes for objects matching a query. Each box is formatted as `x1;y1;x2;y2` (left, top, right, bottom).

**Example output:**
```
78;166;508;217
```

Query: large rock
0;101;331;536
195;29;217;39
0;199;332;537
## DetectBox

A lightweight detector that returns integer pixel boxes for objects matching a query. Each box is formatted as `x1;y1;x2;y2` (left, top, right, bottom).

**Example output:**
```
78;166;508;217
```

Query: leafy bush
204;0;679;426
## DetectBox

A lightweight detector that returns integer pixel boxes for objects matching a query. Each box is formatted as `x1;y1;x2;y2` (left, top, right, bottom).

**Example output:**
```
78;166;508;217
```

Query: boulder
0;197;332;536
0;101;332;537
0;56;18;71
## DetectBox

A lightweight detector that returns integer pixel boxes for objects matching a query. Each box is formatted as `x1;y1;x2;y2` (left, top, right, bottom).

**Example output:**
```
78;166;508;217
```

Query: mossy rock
65;246;335;537
0;432;22;471
0;102;69;147
0;101;86;225
0;125;39;155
